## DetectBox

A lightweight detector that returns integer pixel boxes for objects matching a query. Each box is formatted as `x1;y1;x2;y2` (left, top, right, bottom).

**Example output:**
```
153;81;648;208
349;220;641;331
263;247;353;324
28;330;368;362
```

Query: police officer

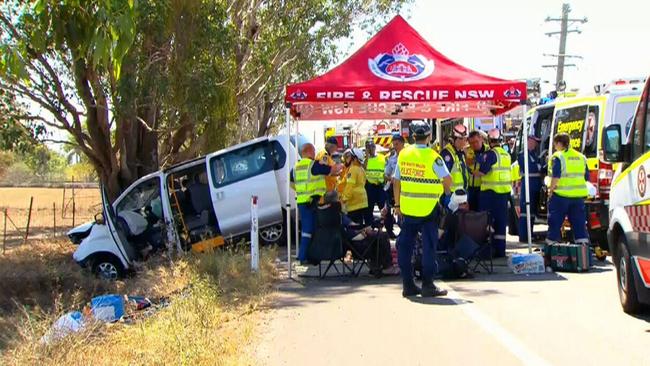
365;139;386;227
546;133;590;245
383;133;405;238
518;135;543;242
316;137;340;193
394;121;452;298
293;143;342;263
466;130;489;211
441;124;469;192
473;129;512;258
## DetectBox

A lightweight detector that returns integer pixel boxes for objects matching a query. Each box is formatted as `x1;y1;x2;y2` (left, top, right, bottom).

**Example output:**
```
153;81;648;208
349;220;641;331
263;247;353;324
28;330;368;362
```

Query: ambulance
603;76;650;314
509;79;643;249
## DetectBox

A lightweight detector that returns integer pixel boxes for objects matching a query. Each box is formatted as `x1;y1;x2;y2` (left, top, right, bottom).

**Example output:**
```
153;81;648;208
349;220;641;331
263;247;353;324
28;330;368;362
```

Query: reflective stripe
481;147;512;194
528;173;541;177
400;176;441;184
551;149;588;198
301;233;312;238
494;234;507;240
401;192;441;199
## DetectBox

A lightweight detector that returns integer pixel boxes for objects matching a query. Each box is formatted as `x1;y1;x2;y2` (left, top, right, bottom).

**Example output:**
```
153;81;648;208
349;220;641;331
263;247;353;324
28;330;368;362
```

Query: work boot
421;281;447;297
402;281;421;297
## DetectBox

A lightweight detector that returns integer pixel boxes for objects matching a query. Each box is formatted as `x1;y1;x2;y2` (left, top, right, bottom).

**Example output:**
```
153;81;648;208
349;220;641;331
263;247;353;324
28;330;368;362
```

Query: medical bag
544;243;591;272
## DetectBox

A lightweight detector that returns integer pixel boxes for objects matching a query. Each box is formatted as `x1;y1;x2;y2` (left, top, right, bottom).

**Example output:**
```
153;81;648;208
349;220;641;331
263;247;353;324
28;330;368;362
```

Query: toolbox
544;243;591;272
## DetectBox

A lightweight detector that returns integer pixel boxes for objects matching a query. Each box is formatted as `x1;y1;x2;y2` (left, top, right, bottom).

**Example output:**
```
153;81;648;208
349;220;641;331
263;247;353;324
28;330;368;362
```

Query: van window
632;85;650;160
584;106;599;158
614;100;638;142
116;178;161;214
270;141;287;169
553;105;588;151
210;142;273;188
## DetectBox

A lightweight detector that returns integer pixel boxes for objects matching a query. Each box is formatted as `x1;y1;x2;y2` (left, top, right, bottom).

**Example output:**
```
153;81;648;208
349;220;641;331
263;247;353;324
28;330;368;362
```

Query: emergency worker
383;133;405;238
518;135;542;242
293;143;342;263
441;124;469;192
546;133;590;245
474;129;512;257
365;139;387;228
341;148;371;225
394;121;452;298
466;130;489;211
316;137;340;192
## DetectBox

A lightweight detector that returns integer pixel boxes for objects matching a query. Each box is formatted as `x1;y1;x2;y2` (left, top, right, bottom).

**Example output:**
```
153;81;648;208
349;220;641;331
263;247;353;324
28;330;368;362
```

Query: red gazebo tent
283;15;532;277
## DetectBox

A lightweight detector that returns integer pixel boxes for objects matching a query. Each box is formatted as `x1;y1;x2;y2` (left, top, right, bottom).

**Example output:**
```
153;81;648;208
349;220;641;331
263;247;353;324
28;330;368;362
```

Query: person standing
466;130;489;211
518;135;543;242
316;137;340;193
383;133;405;239
441;124;469;192
341;148;371;225
364;139;386;227
473;129;512;258
546;133;590;245
293;143;341;263
394;120;452;298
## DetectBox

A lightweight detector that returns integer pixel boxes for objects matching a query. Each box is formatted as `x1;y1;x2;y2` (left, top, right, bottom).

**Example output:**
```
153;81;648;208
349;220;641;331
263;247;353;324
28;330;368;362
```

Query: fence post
23;197;33;245
53;202;56;238
72;200;76;227
3;208;7;255
250;196;259;272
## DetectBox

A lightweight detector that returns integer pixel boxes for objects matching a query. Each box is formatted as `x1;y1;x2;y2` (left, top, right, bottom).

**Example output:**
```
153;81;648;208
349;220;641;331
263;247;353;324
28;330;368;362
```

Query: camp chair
305;203;352;279
456;210;494;274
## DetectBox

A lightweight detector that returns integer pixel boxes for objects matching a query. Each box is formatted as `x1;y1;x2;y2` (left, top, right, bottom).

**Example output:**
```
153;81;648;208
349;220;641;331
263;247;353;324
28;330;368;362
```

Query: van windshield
614;100;638;142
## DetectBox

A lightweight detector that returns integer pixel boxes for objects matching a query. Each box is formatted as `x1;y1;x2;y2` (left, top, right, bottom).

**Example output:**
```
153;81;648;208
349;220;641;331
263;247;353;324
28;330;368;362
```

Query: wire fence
1;183;101;253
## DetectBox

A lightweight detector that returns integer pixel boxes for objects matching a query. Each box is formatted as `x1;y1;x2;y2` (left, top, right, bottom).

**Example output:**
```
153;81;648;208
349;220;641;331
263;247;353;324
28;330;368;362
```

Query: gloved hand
440;193;452;209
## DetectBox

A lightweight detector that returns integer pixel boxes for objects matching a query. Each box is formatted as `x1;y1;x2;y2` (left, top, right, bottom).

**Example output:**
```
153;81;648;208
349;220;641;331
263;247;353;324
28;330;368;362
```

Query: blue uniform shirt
518;151;542;178
551;157;590;181
385;153;398;178
394;144;450;180
479;150;498;174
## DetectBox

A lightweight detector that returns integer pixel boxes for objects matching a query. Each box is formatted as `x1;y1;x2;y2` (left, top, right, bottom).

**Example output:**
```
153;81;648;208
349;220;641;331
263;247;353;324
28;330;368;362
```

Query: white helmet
351;148;365;163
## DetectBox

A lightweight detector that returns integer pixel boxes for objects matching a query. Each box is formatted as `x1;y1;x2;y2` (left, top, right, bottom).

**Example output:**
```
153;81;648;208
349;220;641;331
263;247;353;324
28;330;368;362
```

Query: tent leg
521;104;533;253
294;119;300;259
285;107;293;279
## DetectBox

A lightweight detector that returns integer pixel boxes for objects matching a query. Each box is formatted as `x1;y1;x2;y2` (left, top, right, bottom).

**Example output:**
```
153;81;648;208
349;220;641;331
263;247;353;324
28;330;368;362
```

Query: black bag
307;204;345;264
349;232;392;271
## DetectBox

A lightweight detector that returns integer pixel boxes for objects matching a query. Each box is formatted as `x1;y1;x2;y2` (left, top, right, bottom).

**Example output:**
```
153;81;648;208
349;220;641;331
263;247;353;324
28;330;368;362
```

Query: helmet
452;124;468;139
410;120;431;137
487;128;502;142
351;148;365;163
391;132;405;142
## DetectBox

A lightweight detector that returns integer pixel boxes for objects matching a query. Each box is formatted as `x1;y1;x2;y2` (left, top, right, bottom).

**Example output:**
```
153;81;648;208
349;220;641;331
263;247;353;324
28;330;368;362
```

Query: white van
69;136;296;279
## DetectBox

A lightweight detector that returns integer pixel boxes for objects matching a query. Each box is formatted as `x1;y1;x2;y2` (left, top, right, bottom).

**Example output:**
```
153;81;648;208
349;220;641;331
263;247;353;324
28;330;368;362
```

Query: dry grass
0;239;278;365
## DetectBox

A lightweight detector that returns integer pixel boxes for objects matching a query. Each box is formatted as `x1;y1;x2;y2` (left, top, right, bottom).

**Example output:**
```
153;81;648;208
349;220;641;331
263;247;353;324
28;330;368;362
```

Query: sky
299;0;650;148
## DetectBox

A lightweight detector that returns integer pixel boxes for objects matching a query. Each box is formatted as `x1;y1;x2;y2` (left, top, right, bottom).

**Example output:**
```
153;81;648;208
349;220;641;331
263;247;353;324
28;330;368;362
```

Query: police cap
410;120;431;137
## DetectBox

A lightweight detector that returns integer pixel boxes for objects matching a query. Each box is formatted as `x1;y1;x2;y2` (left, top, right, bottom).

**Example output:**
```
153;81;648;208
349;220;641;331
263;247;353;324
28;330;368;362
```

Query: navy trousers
468;187;481;212
397;213;439;284
479;190;509;257
298;204;315;261
547;194;588;243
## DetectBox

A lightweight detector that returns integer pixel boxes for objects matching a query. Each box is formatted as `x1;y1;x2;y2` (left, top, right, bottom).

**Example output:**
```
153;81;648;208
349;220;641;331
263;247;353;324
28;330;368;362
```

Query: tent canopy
286;15;526;121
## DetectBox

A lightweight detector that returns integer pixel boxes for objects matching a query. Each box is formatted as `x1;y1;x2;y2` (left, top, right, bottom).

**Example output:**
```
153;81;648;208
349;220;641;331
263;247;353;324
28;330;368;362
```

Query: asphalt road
257;239;650;366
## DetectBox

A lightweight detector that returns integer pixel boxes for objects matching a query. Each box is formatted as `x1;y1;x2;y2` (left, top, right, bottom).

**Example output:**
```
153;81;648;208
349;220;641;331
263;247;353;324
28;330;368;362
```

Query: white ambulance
603;76;650;314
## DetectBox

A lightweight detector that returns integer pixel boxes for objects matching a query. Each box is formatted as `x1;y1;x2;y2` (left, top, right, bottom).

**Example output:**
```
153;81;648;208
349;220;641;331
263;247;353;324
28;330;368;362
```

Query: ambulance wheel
615;237;641;314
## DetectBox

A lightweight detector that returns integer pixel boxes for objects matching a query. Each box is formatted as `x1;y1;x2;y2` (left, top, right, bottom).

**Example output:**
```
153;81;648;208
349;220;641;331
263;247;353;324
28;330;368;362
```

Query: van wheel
92;256;124;280
615;237;641;314
260;224;284;245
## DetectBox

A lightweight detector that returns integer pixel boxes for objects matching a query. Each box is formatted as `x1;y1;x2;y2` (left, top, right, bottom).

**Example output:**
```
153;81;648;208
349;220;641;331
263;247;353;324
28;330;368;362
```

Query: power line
544;3;588;90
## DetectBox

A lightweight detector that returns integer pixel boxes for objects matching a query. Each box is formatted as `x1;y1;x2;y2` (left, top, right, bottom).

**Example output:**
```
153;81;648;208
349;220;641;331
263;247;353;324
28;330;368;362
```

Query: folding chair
456;211;494;274
304;203;353;279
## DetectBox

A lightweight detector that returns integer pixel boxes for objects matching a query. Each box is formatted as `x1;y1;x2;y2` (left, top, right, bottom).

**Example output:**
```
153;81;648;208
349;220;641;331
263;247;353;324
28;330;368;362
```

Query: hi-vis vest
443;144;466;192
481;146;512;194
366;155;386;185
295;158;326;204
397;146;444;217
467;144;489;188
549;149;588;198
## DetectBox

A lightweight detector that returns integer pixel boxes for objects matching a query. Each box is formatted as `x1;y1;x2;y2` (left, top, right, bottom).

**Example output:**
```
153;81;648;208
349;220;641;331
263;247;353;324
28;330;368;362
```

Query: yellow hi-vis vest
480;146;512;194
443;144;466;192
397;146;444;217
467;144;489;188
550;149;588;198
294;158;326;204
366;155;386;185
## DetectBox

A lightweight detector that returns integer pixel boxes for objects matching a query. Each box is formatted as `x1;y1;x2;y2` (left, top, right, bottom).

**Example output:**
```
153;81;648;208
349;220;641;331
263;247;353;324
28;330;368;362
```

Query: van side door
207;140;282;237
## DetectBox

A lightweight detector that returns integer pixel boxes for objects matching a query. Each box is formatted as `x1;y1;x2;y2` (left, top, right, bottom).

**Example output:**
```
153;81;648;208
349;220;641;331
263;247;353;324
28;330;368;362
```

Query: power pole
543;3;587;90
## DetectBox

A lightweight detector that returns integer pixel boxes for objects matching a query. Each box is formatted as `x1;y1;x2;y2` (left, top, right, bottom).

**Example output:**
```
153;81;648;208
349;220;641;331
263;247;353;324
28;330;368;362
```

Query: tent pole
285;107;293;279
294;118;300;260
521;104;533;253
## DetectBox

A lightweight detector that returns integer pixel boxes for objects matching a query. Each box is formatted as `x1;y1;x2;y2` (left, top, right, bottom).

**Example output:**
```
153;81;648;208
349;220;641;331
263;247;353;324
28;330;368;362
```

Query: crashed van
69;136;296;279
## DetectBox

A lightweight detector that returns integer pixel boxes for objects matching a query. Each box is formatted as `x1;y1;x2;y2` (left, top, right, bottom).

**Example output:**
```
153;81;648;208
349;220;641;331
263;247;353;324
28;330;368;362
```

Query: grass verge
0;239;277;365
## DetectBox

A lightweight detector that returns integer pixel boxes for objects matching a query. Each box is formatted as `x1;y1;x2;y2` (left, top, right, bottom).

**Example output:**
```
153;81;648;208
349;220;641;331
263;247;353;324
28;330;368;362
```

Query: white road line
442;283;552;366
